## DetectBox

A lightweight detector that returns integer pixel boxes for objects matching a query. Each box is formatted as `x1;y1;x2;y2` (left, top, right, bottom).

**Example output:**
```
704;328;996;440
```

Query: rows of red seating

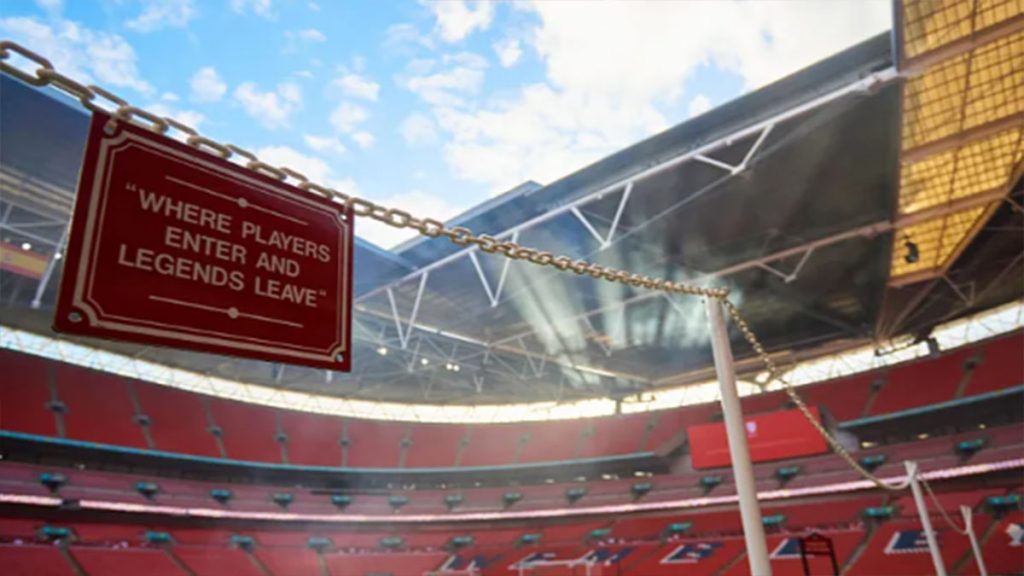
1;332;1020;470
1;421;1019;518
1;483;1018;575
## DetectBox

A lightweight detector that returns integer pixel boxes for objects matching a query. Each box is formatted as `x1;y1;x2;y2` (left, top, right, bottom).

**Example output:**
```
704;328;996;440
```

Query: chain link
1;39;906;493
920;477;969;535
722;299;911;491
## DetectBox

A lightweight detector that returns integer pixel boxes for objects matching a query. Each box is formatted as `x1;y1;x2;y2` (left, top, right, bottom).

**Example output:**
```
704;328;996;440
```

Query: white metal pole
960;505;989;576
704;298;772;576
906;461;947;576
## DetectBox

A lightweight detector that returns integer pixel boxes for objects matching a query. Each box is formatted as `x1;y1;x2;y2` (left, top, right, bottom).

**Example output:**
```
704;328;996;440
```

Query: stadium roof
1;21;1021;411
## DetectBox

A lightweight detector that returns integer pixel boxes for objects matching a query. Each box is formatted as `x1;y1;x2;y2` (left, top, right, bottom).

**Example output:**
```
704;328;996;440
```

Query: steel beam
355;67;899;305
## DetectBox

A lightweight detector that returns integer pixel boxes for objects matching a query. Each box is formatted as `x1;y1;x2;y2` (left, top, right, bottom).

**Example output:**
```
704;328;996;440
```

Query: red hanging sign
54;112;353;371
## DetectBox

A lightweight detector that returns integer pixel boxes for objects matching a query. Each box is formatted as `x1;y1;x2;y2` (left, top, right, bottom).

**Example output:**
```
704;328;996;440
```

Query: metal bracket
386;272;429;349
468;231;518;307
570;182;633;249
757;247;814;284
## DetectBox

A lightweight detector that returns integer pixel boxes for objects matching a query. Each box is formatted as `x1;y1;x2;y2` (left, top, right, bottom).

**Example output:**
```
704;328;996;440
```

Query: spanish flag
0;241;49;280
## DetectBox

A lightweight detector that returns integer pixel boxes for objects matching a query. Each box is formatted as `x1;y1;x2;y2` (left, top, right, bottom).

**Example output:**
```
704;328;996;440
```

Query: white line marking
149;295;303;329
166;176;309;226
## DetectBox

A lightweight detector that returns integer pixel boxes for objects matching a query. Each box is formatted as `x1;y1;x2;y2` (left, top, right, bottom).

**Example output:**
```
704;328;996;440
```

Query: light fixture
376;346;387;356
53;253;62;260
452;364;460;372
20;242;31;251
420;357;429;366
903;235;919;264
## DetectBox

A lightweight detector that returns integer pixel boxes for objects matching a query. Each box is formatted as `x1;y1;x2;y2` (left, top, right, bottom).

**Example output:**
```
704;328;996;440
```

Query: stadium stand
0;350;56;437
71;547;184;576
133;382;220;458
964;331;1024;397
207;398;281;463
406;423;463;468
0;480;1020;575
347;420;409;468
5;330;1018;475
0;544;75;576
869;347;975;416
53;363;147;449
278;410;344;467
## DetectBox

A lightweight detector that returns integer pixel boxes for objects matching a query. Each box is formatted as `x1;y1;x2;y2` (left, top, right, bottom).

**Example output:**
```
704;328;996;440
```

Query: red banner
55;112;353;370
688;406;828;469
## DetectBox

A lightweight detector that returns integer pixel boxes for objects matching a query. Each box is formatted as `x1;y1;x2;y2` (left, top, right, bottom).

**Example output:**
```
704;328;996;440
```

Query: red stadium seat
0;350;57;437
870;348;974;415
71;547;184;576
55;363;146;448
0;544;76;576
963;332;1024;397
134;383;219;458
207;398;281;463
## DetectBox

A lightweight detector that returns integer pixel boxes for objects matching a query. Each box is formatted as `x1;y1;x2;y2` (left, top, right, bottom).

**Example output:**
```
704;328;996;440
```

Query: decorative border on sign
65;119;350;364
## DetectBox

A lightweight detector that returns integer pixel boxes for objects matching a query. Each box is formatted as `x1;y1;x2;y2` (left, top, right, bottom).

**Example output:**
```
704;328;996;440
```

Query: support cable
920;476;969;536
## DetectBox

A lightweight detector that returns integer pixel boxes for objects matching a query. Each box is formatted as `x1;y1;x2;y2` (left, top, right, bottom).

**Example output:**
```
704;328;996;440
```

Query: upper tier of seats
1;331;1020;469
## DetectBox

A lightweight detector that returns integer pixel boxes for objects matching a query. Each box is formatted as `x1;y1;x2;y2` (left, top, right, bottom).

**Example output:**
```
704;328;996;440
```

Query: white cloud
230;0;274;19
160;91;180;102
125;0;196;32
0;16;151;94
426;0;495;43
189;66;227;102
405;1;888;193
146;102;205;132
385;23;434;51
332;72;380;101
688;94;712;118
35;0;61;12
303;134;347;156
352;131;375;149
233;81;301;129
399;52;488;107
357;190;461;248
329;101;368;133
252;145;357;197
308;2;320;11
255;145;331;182
399;113;438;147
493;37;522;68
285;28;326;51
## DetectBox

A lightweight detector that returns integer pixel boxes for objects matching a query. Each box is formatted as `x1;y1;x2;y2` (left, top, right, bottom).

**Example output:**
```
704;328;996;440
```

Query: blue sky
1;0;889;247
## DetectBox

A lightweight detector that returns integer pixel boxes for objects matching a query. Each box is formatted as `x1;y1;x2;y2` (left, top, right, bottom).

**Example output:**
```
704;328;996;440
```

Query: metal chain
920;477;970;535
1;39;907;493
0;40;727;302
722;300;911;491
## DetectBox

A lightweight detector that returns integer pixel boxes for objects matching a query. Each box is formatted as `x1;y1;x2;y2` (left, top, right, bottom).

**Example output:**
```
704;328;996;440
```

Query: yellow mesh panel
900;32;1023;151
899;128;1024;213
902;53;970;150
902;0;977;59
976;0;1024;31
961;33;1024;133
893;1;1023;283
901;0;1023;61
892;206;988;277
